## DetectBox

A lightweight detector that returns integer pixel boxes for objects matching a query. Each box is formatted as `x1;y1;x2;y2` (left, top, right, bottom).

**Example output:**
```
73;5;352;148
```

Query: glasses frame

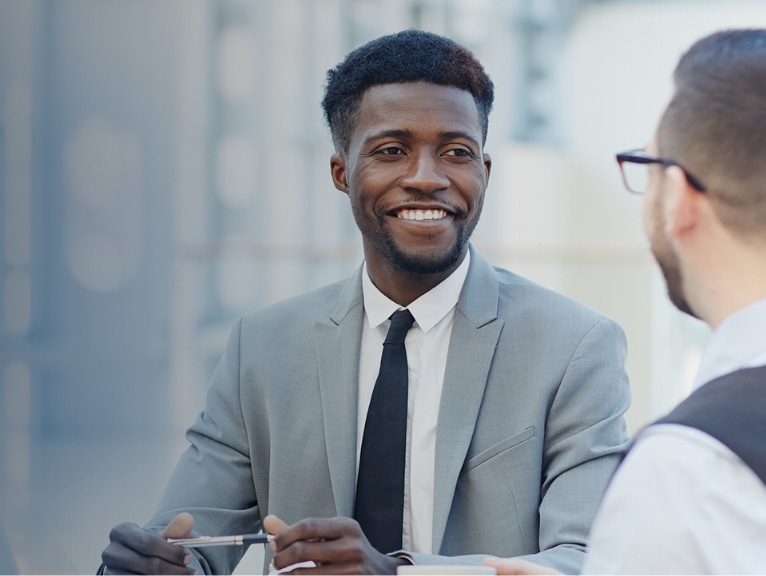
616;149;707;194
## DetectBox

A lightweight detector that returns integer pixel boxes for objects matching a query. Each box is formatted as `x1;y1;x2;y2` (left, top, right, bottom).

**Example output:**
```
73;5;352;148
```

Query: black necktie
354;309;415;553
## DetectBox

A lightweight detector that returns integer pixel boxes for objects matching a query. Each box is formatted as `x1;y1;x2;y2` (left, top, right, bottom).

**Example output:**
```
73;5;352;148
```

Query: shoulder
627;423;764;485
586;423;766;573
488;263;620;332
617;424;739;489
609;423;766;527
238;274;357;335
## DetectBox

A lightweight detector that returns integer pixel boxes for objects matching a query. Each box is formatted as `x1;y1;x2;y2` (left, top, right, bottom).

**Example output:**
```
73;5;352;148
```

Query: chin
655;254;699;320
666;285;700;320
389;243;465;276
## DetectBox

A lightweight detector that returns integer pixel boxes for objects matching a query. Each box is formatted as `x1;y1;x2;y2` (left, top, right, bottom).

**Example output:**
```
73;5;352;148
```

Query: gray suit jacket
148;246;631;574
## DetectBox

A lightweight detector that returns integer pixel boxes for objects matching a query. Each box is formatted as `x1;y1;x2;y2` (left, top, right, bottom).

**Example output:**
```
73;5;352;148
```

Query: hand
264;515;406;574
101;512;197;574
483;556;563;575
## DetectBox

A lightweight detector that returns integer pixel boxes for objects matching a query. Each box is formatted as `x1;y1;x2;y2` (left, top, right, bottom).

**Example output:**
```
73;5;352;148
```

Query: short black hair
658;29;766;237
321;29;494;153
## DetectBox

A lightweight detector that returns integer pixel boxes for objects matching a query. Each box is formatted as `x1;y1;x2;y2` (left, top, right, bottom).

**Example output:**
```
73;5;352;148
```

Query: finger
287;564;356;575
103;540;195;575
271;517;367;571
264;514;289;553
483;557;523;575
106;522;191;570
279;517;356;547
483;557;562;575
162;513;195;539
264;514;288;534
278;539;361;567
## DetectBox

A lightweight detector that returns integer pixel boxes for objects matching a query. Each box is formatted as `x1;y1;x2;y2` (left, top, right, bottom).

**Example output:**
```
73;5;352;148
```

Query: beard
380;224;471;275
649;199;699;319
352;194;481;277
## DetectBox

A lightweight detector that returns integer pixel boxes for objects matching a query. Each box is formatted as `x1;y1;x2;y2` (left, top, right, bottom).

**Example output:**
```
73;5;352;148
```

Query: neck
688;238;766;329
364;250;468;307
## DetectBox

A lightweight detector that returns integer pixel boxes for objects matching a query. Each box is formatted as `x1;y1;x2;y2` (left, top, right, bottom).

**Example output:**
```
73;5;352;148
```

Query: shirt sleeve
583;424;766;574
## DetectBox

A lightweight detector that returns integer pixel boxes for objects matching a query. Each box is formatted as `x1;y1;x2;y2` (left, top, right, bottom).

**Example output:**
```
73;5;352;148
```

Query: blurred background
2;0;766;573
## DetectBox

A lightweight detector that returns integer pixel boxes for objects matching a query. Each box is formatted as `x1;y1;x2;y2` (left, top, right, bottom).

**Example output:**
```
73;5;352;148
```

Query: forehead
352;82;482;140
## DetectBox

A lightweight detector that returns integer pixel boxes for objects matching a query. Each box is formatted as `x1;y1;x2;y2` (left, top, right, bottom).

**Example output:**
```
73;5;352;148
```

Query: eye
443;147;474;158
375;146;405;156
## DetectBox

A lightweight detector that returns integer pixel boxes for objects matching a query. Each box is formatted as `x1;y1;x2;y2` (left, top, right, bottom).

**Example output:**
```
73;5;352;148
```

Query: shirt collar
693;297;766;390
362;250;471;334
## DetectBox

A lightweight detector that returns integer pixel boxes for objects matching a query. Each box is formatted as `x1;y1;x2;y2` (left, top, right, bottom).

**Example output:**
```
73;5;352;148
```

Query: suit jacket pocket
464;426;536;472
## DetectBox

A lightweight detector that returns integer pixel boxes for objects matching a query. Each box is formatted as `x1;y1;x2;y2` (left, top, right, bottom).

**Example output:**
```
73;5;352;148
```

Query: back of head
658;29;766;240
322;29;494;153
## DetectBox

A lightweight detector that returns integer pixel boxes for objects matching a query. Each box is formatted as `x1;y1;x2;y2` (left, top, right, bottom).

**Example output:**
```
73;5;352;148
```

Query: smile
397;209;448;221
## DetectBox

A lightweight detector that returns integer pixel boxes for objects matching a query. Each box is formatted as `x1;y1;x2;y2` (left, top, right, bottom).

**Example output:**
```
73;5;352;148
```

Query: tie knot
384;309;415;345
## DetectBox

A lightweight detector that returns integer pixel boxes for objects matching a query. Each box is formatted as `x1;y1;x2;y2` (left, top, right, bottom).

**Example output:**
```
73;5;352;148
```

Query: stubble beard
353;194;481;275
382;224;471;276
650;202;698;319
364;208;478;276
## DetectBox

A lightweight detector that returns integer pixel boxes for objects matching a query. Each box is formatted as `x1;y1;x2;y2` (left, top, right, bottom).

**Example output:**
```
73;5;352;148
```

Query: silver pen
167;533;274;548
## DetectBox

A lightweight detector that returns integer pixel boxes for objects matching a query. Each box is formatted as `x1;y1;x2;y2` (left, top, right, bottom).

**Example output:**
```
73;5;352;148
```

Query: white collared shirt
583;298;766;574
358;251;470;554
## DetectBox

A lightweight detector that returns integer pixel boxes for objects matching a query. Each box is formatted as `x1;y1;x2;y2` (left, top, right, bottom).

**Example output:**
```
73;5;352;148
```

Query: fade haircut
658;29;766;238
321;29;494;153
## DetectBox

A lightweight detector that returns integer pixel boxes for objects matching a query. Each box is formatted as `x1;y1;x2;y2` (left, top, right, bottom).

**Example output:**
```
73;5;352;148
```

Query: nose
400;151;449;194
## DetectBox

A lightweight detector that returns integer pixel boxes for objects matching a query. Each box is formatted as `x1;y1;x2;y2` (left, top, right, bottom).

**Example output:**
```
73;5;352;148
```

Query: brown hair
658;29;766;238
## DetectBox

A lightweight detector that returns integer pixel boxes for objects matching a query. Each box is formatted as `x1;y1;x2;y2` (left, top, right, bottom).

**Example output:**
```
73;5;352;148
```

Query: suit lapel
315;267;365;518
432;247;504;553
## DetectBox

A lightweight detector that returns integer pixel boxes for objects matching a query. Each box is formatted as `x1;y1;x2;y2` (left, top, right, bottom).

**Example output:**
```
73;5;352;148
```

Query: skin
331;81;492;306
642;139;697;318
264;514;405;574
483;557;560;575
485;101;766;576
101;82;492;575
102;513;196;575
645;142;766;329
265;82;492;574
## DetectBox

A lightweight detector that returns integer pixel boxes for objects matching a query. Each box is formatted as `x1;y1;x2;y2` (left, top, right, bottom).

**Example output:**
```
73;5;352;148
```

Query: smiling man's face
331;81;491;285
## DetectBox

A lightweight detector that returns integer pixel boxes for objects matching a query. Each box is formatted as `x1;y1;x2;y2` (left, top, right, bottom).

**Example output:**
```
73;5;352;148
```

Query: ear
663;165;703;240
330;153;348;193
483;153;492;182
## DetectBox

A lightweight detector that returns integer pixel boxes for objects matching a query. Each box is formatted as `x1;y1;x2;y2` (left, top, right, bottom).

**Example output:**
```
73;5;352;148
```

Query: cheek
641;197;653;236
468;178;487;210
642;180;663;238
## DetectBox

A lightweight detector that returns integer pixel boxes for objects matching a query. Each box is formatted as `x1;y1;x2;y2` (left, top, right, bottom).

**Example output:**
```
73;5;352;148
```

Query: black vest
641;364;766;486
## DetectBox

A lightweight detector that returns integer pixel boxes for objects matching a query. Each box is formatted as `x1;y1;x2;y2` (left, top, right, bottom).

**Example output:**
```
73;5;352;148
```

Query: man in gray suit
101;30;630;575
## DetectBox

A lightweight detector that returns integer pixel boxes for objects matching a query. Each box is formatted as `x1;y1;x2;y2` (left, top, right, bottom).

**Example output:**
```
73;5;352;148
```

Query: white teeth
398;209;447;221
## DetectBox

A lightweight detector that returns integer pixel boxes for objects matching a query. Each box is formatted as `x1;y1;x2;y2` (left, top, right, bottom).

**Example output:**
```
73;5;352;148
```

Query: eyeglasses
615;149;706;194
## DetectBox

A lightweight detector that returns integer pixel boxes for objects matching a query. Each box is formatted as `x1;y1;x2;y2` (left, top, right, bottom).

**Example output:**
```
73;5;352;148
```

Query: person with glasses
487;27;766;575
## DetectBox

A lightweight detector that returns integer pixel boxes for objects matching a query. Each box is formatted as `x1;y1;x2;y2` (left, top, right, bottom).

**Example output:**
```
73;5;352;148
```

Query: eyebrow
364;129;410;144
363;129;480;148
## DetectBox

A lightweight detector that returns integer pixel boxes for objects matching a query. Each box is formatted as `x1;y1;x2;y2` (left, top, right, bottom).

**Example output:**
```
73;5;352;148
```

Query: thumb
263;514;288;553
162;512;195;540
263;514;287;535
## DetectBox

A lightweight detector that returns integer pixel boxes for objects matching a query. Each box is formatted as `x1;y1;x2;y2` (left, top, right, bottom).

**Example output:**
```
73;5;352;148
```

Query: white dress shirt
583;298;766;574
358;252;470;554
